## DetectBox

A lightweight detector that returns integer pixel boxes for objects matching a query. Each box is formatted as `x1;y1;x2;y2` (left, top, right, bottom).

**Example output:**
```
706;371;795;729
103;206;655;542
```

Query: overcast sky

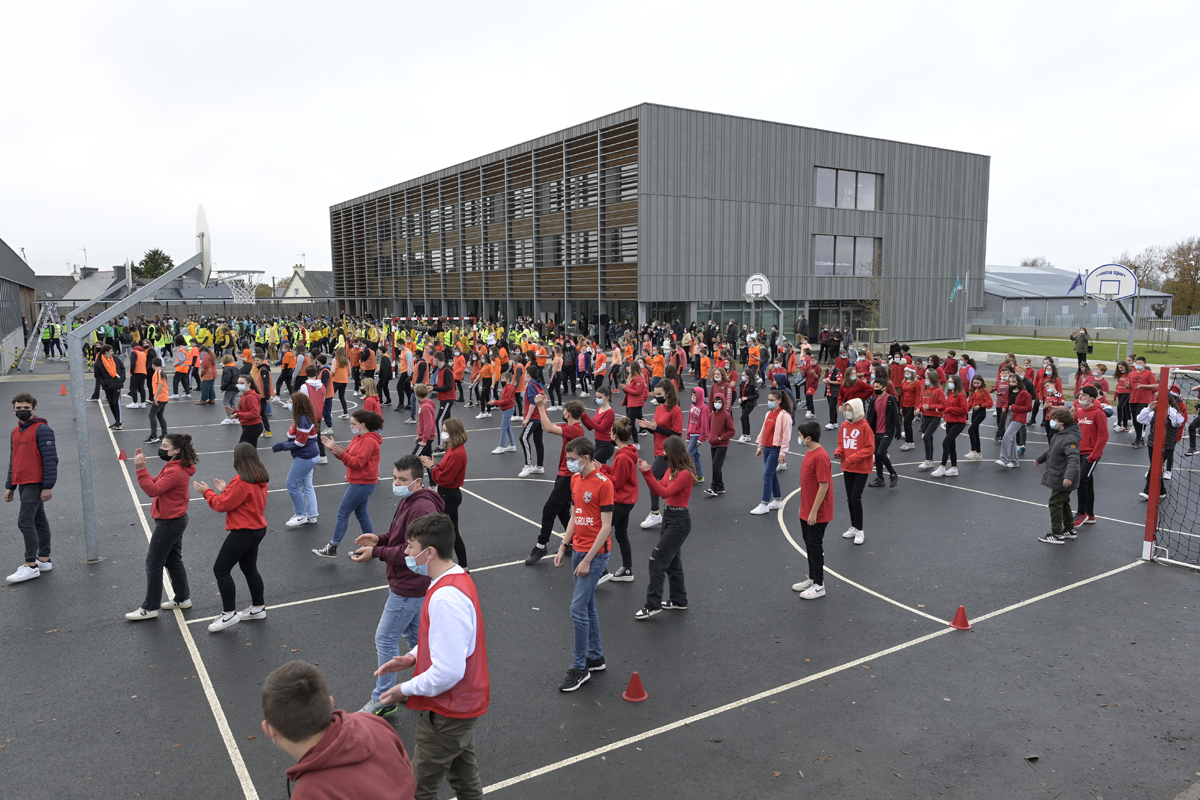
2;1;1196;285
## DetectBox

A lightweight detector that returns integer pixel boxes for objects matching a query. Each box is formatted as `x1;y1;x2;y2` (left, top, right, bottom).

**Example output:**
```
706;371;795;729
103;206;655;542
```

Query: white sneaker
931;465;947;477
853;530;865;545
305;516;319;524
841;527;857;539
405;418;417;424
824;423;836;430
504;445;517;452
491;446;505;454
285;514;309;528
995;458;1007;466
1164;470;1173;480
519;465;534;478
531;466;544;474
476;412;489;419
792;578;814;592
965;452;982;461
800;584;826;599
767;499;785;510
338;413;350;419
640;512;662;529
125;606;158;620
126;402;139;408
220;418;237;425
7;562;44;583
805;412;816;419
184;393;192;398
750;502;770;515
945;467;959;476
918;461;934;470
237;606;267;621
316;457;328;464
207;612;240;632
34;559;52;572
169;394;180;399
160;598;191;609
898;443;915;451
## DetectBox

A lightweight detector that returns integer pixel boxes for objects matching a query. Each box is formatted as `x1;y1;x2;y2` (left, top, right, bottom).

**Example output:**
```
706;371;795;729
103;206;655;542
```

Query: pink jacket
417;398;436;443
755;407;793;455
686;387;709;442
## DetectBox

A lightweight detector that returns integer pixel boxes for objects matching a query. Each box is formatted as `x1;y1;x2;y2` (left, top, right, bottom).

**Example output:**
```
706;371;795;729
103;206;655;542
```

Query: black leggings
438;486;467;568
260;399;271;433
843;471;869;530
548;375;563;406
711;445;727;492
565;369;577;396
213;527;265;613
334;382;348;415
479;378;492;408
1131;403;1148;441
594;440;614;465
968;407;986;453
276;369;293;398
649;455;669;512
1117;394;1130;427
626;406;644;438
827;390;841;426
1077;456;1098;516
378;376;392;404
129;373;146;404
874;433;895;477
613;502;634;570
240;423;263;448
921;416;940;461
902;406;915;443
740;402;756;437
941;421;966;466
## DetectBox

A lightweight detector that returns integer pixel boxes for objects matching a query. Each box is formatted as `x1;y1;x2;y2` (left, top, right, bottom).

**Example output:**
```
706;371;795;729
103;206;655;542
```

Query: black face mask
158;448;173;462
873;388;884;395
15;409;32;421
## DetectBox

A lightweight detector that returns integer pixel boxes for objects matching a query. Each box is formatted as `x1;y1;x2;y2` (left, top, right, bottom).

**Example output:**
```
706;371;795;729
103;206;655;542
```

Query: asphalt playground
3;362;1199;799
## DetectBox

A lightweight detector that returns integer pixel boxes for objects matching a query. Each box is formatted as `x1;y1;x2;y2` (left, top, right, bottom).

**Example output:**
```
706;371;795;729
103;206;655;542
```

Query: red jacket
203;475;268;530
136;459;196;520
942;392;969;424
708;407;735;448
493;383;515;411
284;710;417;800
609;443;640;505
920;387;945;418
1075;404;1109;460
623;374;648;408
834;417;876;474
235;389;262;426
364;396;382;417
1008;390;1033;423
900;380;921;409
337;430;382;484
430;444;466;489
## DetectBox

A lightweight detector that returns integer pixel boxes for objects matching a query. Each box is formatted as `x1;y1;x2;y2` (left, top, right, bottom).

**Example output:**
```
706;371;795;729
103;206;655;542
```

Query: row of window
372;164;639;238
814;235;880;276
372;228;639;275
815;167;880;211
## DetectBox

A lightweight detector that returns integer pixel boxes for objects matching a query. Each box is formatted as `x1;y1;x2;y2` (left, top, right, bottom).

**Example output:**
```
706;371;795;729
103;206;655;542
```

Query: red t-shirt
799;446;834;524
557;422;587;477
570;468;614;553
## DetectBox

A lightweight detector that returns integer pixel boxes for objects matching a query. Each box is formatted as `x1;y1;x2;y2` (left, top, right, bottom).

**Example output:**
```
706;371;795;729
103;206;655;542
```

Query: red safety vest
406;572;489;719
10;422;44;485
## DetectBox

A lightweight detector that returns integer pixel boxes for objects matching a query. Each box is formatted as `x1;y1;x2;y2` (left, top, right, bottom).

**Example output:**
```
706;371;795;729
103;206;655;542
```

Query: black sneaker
143;435;161;444
703;488;719;497
312;543;337;558
1061;528;1077;539
558;668;591;692
889;473;899;488
663;600;688;611
610;567;634;582
109;422;122;430
1038;532;1066;545
524;545;546;566
1187;448;1199;457
586;655;606;672
868;477;885;488
634;605;661;620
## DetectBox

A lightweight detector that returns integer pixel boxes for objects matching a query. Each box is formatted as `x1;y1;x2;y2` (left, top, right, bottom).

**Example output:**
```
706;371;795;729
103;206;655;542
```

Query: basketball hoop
1094;293;1112;311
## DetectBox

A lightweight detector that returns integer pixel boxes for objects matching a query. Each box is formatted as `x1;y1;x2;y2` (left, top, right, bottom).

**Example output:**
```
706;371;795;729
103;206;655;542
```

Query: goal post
1144;365;1200;566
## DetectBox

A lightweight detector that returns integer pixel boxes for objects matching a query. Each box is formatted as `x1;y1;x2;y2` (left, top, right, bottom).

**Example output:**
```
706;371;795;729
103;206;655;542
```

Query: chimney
296;263;305;278
81;266;98;280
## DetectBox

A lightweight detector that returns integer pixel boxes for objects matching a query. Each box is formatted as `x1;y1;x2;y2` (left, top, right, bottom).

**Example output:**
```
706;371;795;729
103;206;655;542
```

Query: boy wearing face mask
1035;407;1082;545
1128;357;1158;447
351;455;442;716
1072;385;1109;527
6;394;59;584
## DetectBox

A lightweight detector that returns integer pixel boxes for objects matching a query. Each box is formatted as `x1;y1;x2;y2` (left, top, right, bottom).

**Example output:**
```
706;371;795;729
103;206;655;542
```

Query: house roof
34;275;79;302
984;264;1171;300
299;270;335;297
0;237;35;289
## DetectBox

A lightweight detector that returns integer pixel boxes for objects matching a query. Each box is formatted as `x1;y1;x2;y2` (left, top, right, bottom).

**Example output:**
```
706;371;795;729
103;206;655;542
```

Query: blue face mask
566;459;583;474
393;483;412;499
1049;420;1059;430
767;400;777;410
405;549;430;575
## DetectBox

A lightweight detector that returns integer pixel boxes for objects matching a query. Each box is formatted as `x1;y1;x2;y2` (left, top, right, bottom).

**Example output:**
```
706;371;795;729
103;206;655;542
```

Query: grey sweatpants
999;420;1024;465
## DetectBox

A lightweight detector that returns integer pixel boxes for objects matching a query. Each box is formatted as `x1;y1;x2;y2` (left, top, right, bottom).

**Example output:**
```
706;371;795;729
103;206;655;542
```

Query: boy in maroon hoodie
262;660;417;800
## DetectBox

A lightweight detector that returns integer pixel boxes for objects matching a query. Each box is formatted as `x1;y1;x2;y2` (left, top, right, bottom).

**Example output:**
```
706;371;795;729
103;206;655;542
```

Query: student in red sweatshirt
261;660;417;800
834;397;874;545
965;374;994;460
635;435;696;619
361;378;383;425
194;442;270;633
235;373;264;447
791;421;835;600
917;372;945;470
597;417;641;583
126;433;197;620
582;386;616;464
934;375;969;477
636;380;684;528
899;365;921;450
1072;384;1109;527
1113;361;1133;432
422;417;469;569
704;387;735;498
1129;356;1158;446
313;409;384;558
488;367;517;453
998;374;1033;468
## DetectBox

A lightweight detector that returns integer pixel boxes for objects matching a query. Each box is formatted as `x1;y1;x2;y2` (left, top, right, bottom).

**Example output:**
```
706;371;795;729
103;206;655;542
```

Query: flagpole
962;271;969;350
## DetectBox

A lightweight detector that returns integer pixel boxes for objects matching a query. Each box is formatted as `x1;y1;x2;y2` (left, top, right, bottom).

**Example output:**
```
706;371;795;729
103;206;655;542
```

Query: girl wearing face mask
685;387;710;484
420;418;470;569
582;386;616;464
917;373;945;470
637;380;683;529
751;389;792;514
193;443;270;632
1036;361;1062;429
623;360;649;444
704;384;735;497
998;376;1033;468
1113;361;1133;432
313;410;384;558
126;433;198;621
1128;358;1158;447
933;376;968;477
274;391;320;527
965;375;994;460
737;366;760;443
234;374;264;447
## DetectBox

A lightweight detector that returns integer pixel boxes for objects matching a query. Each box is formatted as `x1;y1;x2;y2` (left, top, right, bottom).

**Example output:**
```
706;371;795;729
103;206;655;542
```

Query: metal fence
970;313;1197;331
49;299;344;321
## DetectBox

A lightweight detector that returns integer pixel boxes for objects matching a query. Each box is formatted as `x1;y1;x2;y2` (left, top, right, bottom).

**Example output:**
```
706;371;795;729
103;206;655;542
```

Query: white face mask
237;383;248;392
1136;364;1145;371
713;401;723;410
1092;371;1100;378
440;431;450;442
1049;420;1059;430
925;380;933;387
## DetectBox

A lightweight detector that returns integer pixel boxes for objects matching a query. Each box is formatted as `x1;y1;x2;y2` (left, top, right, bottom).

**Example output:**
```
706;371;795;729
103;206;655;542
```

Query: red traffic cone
950;605;972;631
622;671;648;703
117;449;128;461
60;383;67;395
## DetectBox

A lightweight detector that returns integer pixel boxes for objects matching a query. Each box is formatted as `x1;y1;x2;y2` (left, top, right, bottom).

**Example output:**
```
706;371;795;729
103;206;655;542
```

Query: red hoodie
1075;404;1109;461
942;392;969;424
834;400;875;474
609;443;640;505
284;710;417;800
430;443;466;489
921;386;945;418
708;406;735;448
337;430;383;484
203;476;268;530
236;389;262;426
136;459;196;520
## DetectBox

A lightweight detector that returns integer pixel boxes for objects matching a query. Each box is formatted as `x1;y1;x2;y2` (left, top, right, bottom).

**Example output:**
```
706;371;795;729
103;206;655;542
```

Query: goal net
1145;366;1200;569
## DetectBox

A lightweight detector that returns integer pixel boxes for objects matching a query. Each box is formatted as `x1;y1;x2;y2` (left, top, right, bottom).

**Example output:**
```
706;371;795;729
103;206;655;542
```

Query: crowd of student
5;315;1187;799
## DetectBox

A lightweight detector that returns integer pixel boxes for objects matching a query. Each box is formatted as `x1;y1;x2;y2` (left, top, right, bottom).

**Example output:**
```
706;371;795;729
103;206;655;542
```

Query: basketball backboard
1084;263;1137;301
745;273;770;299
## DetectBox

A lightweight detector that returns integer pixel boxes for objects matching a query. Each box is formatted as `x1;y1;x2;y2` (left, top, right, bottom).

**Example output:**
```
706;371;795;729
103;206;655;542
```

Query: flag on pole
950;274;963;302
1068;271;1084;294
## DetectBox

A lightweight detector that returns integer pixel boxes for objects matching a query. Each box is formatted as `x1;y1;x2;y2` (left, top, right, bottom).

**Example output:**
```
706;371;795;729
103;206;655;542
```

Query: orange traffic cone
950;605;972;631
622;671;648;703
117;449;128;461
60;383;67;395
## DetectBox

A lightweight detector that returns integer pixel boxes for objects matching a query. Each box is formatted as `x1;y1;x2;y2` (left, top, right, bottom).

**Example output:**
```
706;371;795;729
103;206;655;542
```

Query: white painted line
970;560;1143;624
99;404;260;800
190;426;505;456
775;486;950;625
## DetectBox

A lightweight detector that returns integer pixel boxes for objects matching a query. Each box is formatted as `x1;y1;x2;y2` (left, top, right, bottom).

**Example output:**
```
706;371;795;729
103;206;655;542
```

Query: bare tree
1019;256;1053;268
1112;246;1165;291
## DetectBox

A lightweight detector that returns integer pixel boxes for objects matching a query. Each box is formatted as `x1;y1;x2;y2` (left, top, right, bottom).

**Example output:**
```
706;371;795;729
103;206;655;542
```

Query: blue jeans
200;379;216;402
761;445;781;503
286;456;319;518
373;591;424;702
687;434;704;478
499;408;515;448
571;550;609;670
331;482;376;545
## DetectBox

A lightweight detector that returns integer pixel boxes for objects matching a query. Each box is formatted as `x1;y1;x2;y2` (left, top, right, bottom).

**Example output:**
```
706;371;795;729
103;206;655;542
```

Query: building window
293;288;300;296
511;238;534;269
605;226;637;262
509;187;534;219
815;167;881;210
813;235;881;276
564;230;598;265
